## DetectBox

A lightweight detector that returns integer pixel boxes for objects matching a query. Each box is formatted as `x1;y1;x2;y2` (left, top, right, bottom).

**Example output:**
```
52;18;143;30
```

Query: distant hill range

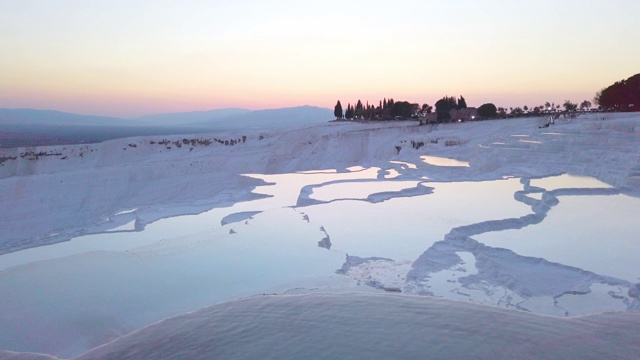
189;105;334;131
133;108;251;127
0;106;333;148
0;109;134;127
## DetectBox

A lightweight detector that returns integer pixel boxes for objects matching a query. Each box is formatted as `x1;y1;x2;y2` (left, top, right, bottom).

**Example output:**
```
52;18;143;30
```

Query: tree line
333;72;640;123
334;98;426;120
486;100;592;119
594;73;640;112
333;79;637;124
334;96;472;121
334;95;588;123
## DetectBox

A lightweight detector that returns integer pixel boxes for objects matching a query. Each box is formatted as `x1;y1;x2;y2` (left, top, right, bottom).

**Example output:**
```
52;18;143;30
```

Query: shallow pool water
302;178;529;259
0;167;638;357
529;173;612;190
421;155;470;167
309;180;421;202
475;193;640;282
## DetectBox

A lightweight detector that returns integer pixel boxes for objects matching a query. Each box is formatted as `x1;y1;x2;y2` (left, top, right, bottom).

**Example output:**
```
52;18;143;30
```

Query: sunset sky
1;0;639;118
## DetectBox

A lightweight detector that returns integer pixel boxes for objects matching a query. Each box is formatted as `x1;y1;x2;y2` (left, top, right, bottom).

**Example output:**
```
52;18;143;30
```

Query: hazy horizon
0;104;329;120
1;0;639;117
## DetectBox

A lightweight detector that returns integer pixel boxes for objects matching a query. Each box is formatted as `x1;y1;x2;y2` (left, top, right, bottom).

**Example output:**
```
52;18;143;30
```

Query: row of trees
333;73;640;123
492;100;592;118
335;98;429;120
334;96;583;122
434;96;468;121
334;96;470;121
334;95;609;123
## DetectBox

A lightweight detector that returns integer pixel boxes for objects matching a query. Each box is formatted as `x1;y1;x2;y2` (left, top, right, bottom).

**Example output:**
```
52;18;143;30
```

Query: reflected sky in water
1;167;639;356
475;193;640;282
421;155;470;167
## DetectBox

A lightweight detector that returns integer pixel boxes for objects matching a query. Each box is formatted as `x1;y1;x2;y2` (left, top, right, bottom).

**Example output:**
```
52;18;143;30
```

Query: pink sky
1;0;638;118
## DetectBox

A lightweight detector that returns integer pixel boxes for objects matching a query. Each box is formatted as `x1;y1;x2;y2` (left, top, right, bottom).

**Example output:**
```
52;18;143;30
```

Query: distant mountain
0;108;209;148
0;108;133;127
193;105;333;130
133;108;251;127
0;106;333;130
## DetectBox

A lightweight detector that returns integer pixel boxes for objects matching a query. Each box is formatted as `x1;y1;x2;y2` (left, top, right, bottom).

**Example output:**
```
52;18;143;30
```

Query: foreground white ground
4;293;637;360
1;113;639;359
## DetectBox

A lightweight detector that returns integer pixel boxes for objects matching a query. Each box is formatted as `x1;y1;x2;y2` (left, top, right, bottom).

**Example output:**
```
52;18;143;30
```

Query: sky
1;0;639;118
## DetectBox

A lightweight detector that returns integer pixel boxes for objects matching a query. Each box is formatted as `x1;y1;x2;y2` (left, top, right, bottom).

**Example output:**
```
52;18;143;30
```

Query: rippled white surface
73;293;640;360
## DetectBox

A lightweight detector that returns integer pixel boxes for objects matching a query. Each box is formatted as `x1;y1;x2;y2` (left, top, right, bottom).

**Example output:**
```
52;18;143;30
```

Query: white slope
1;113;638;255
70;294;640;360
1;113;639;359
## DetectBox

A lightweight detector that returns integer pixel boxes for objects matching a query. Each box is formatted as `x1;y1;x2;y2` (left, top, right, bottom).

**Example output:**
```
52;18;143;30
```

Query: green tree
435;96;457;112
594;89;604;107
435;96;457;122
477;103;497;118
334;100;343;119
411;103;420;116
510;107;524;116
457;96;468;109
345;103;354;119
563;100;577;112
532;106;542;116
355;100;364;119
438;111;452;122
595;73;640;111
390;101;413;118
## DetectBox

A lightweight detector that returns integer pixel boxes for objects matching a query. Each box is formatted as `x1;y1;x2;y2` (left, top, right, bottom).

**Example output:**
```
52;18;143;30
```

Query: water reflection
421;155;470;167
309;180;422;202
475;193;640;282
529;174;612;190
384;168;401;179
301;178;529;259
389;160;417;169
0;208;348;358
1;166;638;356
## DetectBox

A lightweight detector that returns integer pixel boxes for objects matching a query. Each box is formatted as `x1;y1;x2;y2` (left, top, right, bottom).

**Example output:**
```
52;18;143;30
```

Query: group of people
539;114;561;128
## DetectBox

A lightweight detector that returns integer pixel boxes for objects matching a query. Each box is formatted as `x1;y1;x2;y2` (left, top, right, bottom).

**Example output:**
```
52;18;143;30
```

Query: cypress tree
345;103;354;119
334;100;343;119
355;100;363;119
458;96;467;109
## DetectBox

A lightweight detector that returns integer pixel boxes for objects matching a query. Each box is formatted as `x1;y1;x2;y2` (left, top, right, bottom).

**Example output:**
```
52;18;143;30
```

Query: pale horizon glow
1;0;639;118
